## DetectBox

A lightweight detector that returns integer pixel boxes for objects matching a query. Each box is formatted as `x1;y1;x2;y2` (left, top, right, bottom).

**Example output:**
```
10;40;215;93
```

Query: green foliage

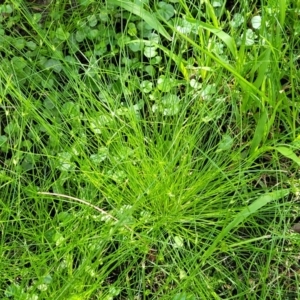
0;0;299;299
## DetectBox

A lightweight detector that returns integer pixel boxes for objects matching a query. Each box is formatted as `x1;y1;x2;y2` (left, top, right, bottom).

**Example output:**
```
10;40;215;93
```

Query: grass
0;0;300;299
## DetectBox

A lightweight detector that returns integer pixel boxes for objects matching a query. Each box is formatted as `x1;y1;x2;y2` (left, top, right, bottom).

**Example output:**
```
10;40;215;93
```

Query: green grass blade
274;146;300;166
201;189;290;264
249;109;268;154
186;18;238;58
253;48;271;89
110;0;172;41
278;0;287;26
165;21;268;105
203;0;219;28
151;42;189;80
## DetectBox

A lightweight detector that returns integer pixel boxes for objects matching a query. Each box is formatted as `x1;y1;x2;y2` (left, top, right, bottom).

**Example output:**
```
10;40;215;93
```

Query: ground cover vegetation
0;0;299;299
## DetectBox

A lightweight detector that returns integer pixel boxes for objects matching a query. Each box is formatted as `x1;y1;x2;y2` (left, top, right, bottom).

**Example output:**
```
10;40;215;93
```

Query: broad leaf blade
253;48;271;89
250;109;268;154
275;146;300;166
110;0;171;41
186;18;238;58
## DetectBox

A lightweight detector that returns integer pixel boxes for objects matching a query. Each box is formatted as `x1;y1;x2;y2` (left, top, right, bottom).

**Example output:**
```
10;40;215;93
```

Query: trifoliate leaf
251;15;262;29
141;80;153;93
44;59;63;73
144;46;158;58
157;75;176;92
87;15;97;27
56;27;70;41
128;40;144;52
156;2;175;21
230;13;244;28
162;94;180;116
245;28;257;46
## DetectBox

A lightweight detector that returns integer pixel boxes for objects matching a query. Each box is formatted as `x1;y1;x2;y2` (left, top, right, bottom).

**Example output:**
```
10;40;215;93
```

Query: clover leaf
87;15;98;27
144;46;158;58
157;75;176;92
44;59;63;73
230;13;244;28
162;94;180;116
128;40;144;52
251;15;262;29
57;152;76;171
156;2;175;21
56;27;70;41
90;147;109;164
244;29;257;46
141;80;153;93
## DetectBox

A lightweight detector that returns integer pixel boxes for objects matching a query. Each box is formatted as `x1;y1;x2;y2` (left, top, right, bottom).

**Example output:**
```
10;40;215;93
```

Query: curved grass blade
163;21;268;104
186;18;238;58
275;146;300;166
249;109;268;154
150;42;189;80
110;0;171;41
201;189;290;264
